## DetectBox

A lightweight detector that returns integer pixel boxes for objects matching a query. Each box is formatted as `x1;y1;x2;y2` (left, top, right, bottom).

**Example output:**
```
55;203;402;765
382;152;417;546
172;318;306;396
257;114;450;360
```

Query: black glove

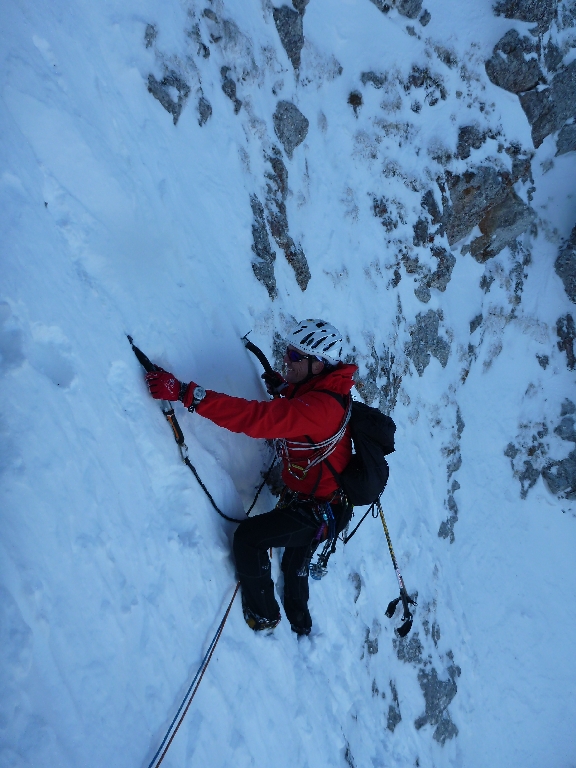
261;370;287;396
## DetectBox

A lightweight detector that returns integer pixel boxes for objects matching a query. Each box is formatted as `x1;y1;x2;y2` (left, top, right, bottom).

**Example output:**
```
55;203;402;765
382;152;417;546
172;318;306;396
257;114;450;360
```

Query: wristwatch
188;385;206;412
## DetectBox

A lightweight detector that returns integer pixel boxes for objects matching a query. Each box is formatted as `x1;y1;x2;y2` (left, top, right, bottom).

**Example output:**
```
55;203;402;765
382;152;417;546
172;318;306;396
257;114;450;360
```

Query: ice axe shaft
378;500;416;637
241;332;274;375
127;335;185;445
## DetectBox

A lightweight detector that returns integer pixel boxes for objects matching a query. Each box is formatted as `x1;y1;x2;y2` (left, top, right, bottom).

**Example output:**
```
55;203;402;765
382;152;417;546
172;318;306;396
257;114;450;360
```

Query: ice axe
378;499;417;638
241;331;274;375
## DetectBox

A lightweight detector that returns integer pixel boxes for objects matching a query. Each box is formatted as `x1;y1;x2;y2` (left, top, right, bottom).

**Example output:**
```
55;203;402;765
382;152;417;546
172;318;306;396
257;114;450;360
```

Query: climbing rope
127;337;280;766
147;582;240;768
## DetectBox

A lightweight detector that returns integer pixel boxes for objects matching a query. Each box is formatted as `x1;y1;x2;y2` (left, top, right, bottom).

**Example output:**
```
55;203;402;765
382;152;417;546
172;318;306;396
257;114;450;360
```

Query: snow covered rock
542;400;576;499
414;665;460;745
557;313;576;370
556;122;576;155
250;196;278;299
493;0;557;31
273;5;304;71
272;101;309;159
405;310;450;375
456;125;488;160
555;225;576;302
221;66;242;114
263;147;311;290
369;0;424;20
443;162;535;261
520;60;576;147
485;30;544;94
147;72;190;125
467;189;536;263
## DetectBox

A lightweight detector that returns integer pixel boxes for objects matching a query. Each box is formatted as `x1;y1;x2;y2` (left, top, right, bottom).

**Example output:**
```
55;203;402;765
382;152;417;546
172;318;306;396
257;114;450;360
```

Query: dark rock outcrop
427;247;456;292
419;9;431;25
250;195;277;299
414;663;460;745
405;65;447;105
264;147;311;290
370;0;425;20
555;226;576;302
557;313;575;370
493;0;557;31
197;96;212;126
348;91;363;116
422;189;442;225
456;125;486;160
221;67;242;114
542;401;576;499
387;682;402;733
397;0;423;18
273;5;304;71
519;60;576;148
544;40;563;73
468;190;536;263
370;0;392;13
542;451;576;499
144;24;157;48
406;310;450;375
413;247;457;302
444;166;507;244
556;123;576;156
438;489;459;543
272;101;309;158
443;163;535;260
361;71;387;89
485;30;543;94
147;72;190;125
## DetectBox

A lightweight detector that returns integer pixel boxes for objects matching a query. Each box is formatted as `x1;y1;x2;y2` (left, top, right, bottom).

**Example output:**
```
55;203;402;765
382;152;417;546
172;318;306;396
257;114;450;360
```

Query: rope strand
148;582;240;768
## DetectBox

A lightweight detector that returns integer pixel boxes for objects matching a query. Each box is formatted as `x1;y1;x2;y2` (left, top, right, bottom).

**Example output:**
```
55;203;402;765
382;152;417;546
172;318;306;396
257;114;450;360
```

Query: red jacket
196;364;357;499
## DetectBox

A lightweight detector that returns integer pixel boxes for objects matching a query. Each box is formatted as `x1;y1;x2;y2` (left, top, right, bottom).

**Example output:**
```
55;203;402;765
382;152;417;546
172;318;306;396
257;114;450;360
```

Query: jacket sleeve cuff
180;382;198;409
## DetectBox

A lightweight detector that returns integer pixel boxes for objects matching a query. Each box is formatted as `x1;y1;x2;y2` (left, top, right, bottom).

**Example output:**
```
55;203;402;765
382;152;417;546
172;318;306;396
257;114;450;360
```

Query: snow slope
1;0;575;766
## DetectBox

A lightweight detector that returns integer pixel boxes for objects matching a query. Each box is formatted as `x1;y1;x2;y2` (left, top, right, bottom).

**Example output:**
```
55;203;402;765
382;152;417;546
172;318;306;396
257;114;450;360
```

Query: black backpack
321;393;396;506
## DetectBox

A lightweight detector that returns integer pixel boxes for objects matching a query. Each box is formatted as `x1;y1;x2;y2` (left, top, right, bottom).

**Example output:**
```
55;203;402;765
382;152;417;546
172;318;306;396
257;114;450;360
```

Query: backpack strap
316;389;347;410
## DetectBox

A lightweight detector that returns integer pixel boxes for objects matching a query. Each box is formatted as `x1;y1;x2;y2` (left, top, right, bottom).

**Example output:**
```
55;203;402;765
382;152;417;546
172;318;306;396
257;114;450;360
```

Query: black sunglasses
286;347;324;363
286;347;309;362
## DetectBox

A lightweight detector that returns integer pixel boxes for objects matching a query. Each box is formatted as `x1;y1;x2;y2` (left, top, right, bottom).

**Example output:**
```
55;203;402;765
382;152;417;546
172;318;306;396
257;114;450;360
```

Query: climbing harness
147;583;240;768
294;499;337;578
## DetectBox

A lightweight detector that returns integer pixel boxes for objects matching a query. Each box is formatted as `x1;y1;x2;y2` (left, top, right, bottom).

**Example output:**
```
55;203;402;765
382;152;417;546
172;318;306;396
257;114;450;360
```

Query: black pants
233;496;350;631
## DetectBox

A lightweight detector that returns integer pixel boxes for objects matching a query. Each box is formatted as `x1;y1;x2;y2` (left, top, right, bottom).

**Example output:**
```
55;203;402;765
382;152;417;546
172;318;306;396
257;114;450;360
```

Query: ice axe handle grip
241;335;274;375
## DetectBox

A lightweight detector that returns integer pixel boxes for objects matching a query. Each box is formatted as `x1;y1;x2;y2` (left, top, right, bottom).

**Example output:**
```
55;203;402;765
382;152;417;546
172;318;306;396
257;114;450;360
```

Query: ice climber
145;319;356;635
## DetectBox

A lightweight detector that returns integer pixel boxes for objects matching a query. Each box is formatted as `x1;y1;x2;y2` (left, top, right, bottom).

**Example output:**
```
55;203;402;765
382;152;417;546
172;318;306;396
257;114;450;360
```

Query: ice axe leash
127;335;244;524
378;499;417;638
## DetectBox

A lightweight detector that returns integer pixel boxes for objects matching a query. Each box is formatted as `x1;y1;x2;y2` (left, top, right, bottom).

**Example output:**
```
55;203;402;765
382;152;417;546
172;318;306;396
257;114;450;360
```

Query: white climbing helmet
286;319;343;366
